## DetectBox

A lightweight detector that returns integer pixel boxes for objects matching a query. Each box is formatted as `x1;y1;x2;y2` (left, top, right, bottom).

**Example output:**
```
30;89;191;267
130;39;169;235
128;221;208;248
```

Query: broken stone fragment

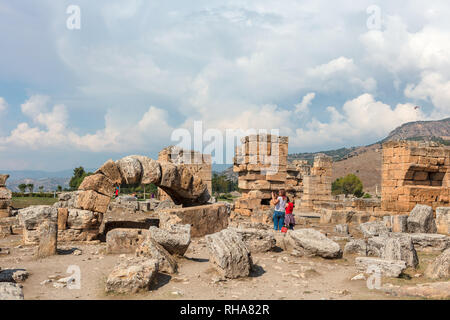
435;207;450;235
287;228;342;259
424;248;450;280
359;221;391;238
205;229;253;279
36;219;58;258
0;174;9;187
228;227;276;253
0;283;24;300
105;258;159;294
135;237;178;274
148;224;191;256
355;257;406;278
106;228;150;254
407;204;437;233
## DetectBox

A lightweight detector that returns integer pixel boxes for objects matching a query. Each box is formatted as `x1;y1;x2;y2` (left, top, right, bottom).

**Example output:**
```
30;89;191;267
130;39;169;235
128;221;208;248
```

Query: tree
27;184;34;193
57;185;63;192
212;173;238;194
332;174;364;197
69;167;93;190
38;186;44;193
18;184;27;193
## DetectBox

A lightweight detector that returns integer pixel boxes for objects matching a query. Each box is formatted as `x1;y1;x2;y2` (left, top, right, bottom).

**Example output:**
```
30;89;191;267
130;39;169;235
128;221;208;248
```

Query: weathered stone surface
79;173;115;197
401;233;450;252
407;204;437;233
135;237;178;274
116;156;143;185
383;215;408;233
158;161;178;189
36;220;57;258
96;159;123;185
436;207;450;235
344;239;367;256
0;199;11;210
359;221;391;238
158;203;229;237
424;248;450;280
0;283;24;300
57;208;69;230
0;269;29;283
228;227;276;253
0;187;11;199
154;199;180;211
287;228;342;259
393;281;450;299
0;174;9;187
130;156;161;185
75;190;110;214
381;235;419;268
18;205;58;231
105;258;158;294
355;257;406;277
58;229;99;242
335;224;349;235
54;191;81;208
67;209;102;230
106;228;149;254
148;225;191;256
205;229;252;279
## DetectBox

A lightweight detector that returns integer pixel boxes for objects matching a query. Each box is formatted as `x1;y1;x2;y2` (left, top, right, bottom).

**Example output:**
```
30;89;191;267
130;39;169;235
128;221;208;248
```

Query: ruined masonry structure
233;135;320;216
157;146;212;203
299;155;333;212
0;174;12;218
381;141;450;214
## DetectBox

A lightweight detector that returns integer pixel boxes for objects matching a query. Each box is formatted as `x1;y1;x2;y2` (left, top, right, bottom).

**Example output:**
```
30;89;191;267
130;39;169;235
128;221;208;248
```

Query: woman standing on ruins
272;189;287;231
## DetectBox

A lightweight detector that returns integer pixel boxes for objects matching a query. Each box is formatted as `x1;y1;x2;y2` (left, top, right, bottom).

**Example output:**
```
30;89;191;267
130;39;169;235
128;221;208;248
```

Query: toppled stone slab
355;257;406;278
344;239;367;256
99;212;159;237
106;228;150;254
105;258;159;294
436;207;450;235
287;228;342;259
205;229;252;279
424;248;450;280
0;283;24;300
158;203;229;237
135;237;178;274
67;208;102;230
228;227;276;253
359;221;391;238
148;225;191;256
400;233;450;252
407;204;437;233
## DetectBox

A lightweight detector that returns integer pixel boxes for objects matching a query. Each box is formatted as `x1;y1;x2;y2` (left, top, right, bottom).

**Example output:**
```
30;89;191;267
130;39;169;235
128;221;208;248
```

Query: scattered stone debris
355;257;406;278
0;283;24;300
287;229;342;259
424;248;450;280
407;205;437;234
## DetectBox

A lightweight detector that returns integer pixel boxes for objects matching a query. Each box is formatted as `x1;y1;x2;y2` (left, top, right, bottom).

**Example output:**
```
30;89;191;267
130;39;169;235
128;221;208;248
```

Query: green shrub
332;174;364;197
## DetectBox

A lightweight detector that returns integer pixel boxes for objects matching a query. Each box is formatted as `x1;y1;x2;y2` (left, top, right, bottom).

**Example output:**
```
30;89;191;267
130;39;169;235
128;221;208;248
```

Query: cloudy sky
0;0;449;171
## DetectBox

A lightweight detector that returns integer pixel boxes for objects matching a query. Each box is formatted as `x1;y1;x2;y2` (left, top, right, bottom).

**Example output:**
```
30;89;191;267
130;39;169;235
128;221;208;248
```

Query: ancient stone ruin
381;141;450;214
0;174;12;218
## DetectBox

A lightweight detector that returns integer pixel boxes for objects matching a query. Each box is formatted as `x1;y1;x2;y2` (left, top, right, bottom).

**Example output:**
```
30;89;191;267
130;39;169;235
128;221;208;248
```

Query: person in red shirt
284;197;295;230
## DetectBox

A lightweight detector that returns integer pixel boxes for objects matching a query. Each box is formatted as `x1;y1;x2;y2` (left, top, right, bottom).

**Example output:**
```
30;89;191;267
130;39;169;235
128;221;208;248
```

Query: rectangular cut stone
75;190;110;214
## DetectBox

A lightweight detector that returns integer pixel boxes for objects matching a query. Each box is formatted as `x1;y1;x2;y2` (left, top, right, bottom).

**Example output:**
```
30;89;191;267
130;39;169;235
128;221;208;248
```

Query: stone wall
381;141;450;214
0;174;12;218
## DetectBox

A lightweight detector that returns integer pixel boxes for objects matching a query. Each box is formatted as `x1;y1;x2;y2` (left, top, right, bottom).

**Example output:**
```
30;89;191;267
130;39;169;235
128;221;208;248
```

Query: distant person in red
284;197;295;230
114;186;119;198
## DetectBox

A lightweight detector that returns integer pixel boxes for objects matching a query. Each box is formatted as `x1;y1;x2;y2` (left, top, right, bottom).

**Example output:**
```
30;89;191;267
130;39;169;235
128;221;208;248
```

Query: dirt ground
2;221;441;301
